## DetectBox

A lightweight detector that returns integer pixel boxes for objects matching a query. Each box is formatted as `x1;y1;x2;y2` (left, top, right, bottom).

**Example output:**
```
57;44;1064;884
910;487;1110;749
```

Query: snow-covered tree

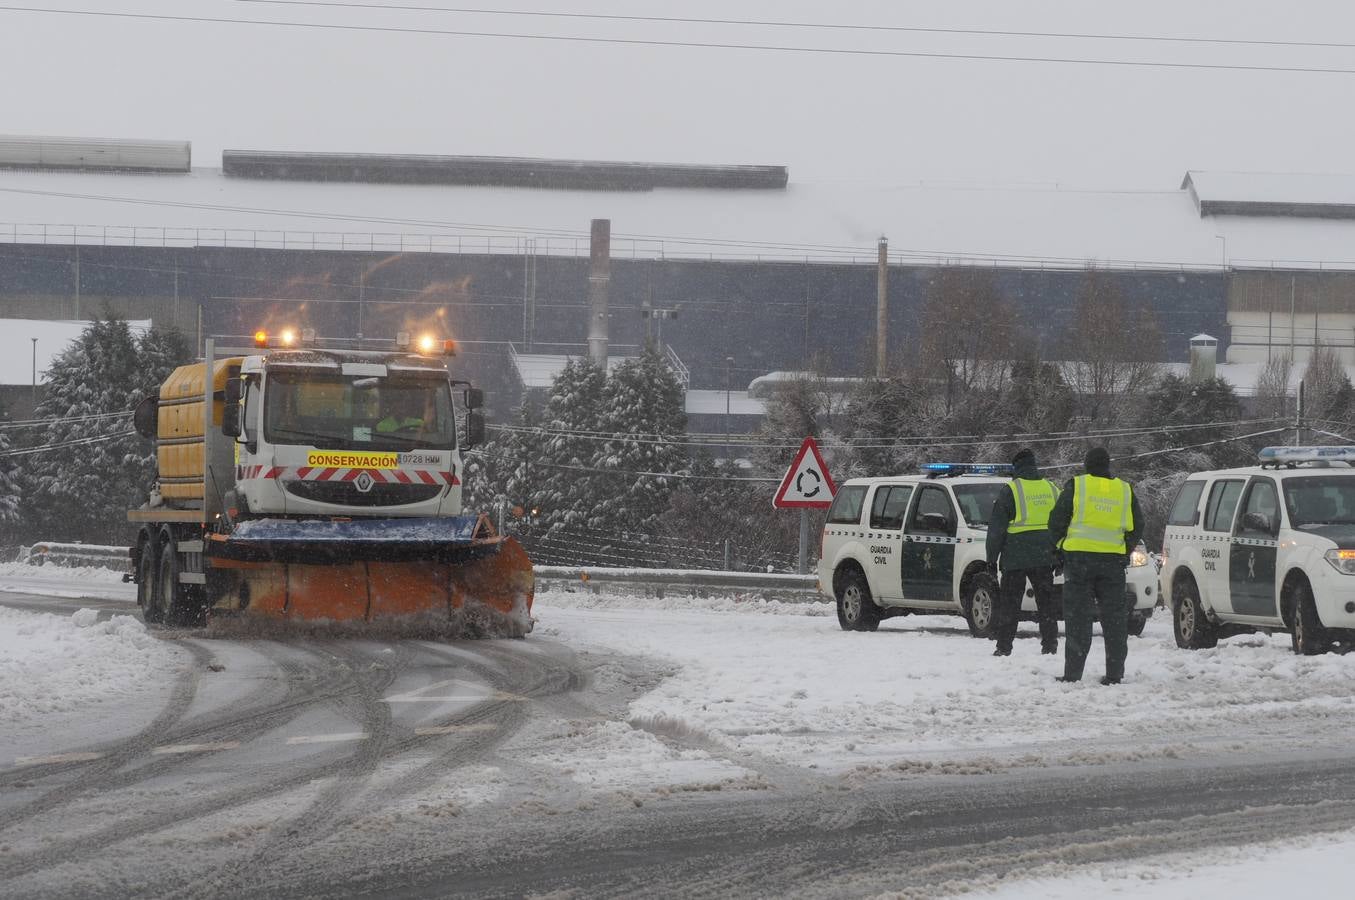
0;400;21;533
534;356;609;537
594;344;690;536
18;315;191;544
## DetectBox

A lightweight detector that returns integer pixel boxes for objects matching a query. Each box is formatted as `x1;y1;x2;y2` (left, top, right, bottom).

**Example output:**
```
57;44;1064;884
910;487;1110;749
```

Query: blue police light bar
921;462;1015;478
1259;446;1355;467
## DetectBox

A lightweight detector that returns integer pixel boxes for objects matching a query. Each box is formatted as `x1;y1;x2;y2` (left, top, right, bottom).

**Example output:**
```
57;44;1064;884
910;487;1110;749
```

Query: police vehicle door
1199;477;1245;611
865;484;912;602
1228;476;1280;617
901;484;958;604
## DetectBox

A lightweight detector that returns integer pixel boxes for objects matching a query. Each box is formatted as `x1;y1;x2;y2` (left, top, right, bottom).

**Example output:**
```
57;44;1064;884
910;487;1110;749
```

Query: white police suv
818;463;1158;637
1162;446;1355;655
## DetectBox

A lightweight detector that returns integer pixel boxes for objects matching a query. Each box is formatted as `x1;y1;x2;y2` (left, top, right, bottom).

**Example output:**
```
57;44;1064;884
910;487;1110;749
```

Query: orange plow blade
209;537;534;636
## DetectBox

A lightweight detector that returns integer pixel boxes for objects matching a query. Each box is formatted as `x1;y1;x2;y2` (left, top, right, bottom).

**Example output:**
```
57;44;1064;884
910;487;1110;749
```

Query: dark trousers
1062;552;1129;681
996;566;1057;652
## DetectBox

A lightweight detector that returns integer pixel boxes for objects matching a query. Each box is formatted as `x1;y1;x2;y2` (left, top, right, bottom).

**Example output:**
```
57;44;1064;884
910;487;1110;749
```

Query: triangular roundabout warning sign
773;437;836;509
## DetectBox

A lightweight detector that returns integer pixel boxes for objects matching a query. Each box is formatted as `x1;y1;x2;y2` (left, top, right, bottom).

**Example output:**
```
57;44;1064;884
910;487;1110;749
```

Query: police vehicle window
953;483;1006;527
1236;479;1279;534
1282;476;1355;528
1203;479;1244;532
1167;480;1205;526
910;486;955;532
826;485;868;525
869;485;913;530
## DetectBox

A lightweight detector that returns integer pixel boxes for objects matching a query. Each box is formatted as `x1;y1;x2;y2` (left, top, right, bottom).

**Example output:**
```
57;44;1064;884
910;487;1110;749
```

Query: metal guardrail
16;541;130;571
534;565;819;602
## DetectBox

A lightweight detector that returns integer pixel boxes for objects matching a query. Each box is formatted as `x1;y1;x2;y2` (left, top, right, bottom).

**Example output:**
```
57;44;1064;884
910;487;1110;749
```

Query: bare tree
1301;343;1353;424
1059;266;1163;425
915;268;1019;412
1254;354;1293;421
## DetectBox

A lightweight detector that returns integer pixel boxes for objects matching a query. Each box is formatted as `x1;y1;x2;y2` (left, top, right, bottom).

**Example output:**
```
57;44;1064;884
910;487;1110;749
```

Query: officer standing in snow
985;448;1060;657
1048;447;1143;685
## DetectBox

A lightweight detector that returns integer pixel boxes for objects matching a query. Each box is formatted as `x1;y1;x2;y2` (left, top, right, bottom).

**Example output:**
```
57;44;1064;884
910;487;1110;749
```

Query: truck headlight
1324;548;1355;574
1129;548;1150;568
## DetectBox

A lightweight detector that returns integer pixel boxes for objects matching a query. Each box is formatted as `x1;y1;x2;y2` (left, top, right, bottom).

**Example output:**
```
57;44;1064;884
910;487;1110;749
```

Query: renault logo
353;471;375;493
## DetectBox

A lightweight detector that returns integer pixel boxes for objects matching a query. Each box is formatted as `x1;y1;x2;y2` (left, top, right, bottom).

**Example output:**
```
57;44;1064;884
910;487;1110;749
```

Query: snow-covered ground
4;568;1354;894
0;605;182;740
977;828;1355;899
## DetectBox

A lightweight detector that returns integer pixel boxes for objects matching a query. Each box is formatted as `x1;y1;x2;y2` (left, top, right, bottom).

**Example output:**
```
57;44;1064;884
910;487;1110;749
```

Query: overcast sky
2;1;1354;190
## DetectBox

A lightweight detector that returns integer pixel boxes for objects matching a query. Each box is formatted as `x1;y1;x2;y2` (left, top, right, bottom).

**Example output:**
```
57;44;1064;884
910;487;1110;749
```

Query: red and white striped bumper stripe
236;466;460;486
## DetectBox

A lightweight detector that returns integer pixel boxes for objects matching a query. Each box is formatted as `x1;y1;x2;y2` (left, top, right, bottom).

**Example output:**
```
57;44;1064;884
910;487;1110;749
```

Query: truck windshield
952;483;1006;527
1282;475;1355;527
264;370;457;451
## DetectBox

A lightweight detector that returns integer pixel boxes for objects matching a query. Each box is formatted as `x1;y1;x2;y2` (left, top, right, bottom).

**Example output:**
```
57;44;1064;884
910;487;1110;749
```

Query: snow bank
0;606;182;737
0;561;137;603
534;591;1355;773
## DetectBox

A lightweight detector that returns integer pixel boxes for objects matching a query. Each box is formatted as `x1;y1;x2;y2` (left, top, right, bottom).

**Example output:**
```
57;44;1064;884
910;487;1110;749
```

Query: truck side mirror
464;411;486;448
222;376;242;438
133;395;159;440
465;387;484;410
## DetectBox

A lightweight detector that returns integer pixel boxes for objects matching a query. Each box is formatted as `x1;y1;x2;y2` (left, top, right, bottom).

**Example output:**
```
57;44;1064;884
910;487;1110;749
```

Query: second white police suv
818;463;1158;638
1162;446;1355;655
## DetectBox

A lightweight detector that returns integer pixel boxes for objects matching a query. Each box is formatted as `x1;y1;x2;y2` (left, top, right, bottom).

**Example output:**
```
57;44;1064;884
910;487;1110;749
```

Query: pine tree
18;315;191;544
535;356;609;539
0;398;21;533
595;344;690;538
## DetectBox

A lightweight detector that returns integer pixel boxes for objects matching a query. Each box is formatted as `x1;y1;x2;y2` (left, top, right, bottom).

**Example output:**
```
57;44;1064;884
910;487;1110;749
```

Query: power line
1043;427;1290;471
0;430;138;458
3;6;1355;76
242;1;1355;52
0;410;132;431
466;448;777;483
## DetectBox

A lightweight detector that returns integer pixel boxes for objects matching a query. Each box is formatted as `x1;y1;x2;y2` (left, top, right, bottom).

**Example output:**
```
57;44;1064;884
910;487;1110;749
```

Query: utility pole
875;236;888;378
724;356;734;467
30;338;37;405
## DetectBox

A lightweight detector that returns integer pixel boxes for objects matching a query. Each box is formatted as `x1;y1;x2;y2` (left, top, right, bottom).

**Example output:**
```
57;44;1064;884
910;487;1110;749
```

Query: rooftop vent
222;150;787;191
0;136;190;173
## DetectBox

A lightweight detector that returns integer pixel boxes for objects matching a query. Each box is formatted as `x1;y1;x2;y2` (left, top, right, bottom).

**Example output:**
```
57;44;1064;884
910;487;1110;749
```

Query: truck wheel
1173;575;1217;650
1127;610;1149;637
962;572;998;639
137;535;164;624
835;569;881;632
157;533;206;627
1291;581;1330;656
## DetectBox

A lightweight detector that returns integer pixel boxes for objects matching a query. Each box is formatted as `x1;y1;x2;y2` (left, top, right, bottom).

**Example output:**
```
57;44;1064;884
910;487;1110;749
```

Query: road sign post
773;437;836;574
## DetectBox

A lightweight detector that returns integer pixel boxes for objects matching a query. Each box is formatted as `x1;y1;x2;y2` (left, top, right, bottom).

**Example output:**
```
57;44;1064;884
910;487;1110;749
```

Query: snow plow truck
127;330;534;635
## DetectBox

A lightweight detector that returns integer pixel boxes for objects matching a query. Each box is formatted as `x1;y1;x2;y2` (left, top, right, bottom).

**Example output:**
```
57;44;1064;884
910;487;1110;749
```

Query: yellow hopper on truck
127;330;534;635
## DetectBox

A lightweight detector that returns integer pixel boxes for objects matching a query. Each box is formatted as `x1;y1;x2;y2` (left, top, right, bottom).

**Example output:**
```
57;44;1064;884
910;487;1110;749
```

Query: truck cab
229;347;480;519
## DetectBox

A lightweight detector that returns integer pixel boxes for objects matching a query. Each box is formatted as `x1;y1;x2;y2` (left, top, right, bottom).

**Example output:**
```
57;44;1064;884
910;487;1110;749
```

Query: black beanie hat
1085;447;1111;475
1012;448;1036;468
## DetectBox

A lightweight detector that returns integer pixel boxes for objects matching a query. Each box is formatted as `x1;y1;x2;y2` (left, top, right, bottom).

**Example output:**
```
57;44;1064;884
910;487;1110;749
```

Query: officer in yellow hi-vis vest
1048;447;1144;684
985;448;1061;657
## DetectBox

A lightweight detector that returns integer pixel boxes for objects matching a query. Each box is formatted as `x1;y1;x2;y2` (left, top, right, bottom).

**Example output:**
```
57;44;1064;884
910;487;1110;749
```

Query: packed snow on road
2;565;1354;896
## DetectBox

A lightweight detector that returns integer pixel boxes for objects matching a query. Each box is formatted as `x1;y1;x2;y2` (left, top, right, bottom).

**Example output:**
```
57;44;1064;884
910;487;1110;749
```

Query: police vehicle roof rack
1258;446;1355;469
921;462;1014;479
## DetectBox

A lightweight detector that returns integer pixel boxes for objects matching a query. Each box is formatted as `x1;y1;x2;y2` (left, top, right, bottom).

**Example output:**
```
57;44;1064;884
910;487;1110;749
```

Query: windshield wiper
268;427;349;446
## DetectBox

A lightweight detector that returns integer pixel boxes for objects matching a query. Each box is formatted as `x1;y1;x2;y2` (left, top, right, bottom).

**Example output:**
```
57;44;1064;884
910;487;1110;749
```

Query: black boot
1041;641;1058;655
1099;675;1122;685
993;647;1012;657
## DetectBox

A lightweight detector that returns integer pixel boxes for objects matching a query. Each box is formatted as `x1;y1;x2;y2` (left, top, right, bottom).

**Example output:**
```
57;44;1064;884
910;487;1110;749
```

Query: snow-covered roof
0;318;153;387
9;166;1355;270
1183;171;1355;220
1161;360;1355;397
509;350;635;389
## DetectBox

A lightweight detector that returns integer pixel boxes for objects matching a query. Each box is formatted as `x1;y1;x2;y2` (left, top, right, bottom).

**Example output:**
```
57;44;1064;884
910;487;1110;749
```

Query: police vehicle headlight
1324;549;1355;575
1129;548;1150;568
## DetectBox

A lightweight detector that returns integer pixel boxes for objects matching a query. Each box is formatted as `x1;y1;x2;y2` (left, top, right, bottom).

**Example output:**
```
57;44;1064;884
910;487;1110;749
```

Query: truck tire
1291;581;1330;656
137;534;164;625
157;530;207;627
962;572;998;639
1173;575;1217;650
835;568;881;632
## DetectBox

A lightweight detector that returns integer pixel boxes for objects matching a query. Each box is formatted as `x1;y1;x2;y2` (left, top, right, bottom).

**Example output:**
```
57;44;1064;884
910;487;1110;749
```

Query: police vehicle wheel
1173;576;1217;650
137;534;163;625
962;573;998;639
1291;582;1330;656
835;569;881;632
1127;611;1148;638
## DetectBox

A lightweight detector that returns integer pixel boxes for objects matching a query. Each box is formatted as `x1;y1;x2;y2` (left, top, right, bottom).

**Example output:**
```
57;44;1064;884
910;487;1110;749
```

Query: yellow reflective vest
1008;478;1059;534
1063;474;1134;554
